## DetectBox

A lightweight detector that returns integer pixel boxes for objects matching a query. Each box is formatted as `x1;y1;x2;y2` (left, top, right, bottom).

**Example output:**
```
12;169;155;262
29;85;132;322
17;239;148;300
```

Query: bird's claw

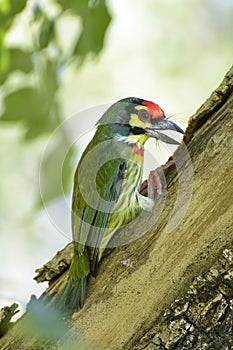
139;160;175;200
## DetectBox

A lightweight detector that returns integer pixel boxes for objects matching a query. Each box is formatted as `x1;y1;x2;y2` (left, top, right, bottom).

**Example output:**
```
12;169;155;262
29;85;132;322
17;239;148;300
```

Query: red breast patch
132;143;144;157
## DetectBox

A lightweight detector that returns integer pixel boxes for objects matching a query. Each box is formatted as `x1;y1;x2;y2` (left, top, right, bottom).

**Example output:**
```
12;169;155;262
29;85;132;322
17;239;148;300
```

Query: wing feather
72;156;127;275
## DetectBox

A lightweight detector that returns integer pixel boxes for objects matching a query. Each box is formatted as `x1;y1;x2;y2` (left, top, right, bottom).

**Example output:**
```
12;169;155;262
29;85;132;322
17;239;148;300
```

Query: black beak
145;119;184;145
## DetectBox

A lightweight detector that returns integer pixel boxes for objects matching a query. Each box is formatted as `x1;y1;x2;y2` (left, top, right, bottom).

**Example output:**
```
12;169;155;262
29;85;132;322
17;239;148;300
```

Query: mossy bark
0;65;232;350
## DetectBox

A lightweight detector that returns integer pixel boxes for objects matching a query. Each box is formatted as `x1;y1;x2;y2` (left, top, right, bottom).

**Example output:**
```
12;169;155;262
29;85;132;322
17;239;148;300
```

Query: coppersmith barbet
57;97;184;312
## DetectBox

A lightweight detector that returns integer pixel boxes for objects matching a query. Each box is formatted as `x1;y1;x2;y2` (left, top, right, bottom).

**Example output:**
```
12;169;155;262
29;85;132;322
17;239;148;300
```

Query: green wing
72;159;128;274
72;132;144;275
71;135;131;274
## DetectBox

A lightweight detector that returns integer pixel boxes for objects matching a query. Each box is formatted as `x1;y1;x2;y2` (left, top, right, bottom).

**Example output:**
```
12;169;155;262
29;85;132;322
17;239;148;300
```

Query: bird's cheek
129;113;147;129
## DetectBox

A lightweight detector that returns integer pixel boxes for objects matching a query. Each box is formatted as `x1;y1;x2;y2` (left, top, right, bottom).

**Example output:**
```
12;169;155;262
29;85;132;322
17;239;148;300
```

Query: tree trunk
0;65;232;350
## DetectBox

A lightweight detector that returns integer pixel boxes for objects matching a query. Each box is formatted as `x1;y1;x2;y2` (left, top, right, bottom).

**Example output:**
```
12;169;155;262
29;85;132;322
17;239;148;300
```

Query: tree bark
0;65;232;350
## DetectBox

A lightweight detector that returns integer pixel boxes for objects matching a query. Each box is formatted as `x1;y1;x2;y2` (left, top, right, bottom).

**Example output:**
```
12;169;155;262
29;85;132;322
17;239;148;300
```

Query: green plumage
55;97;184;312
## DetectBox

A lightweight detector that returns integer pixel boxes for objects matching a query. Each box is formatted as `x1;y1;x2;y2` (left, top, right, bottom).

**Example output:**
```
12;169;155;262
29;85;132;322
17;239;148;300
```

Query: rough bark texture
132;248;233;350
0;65;232;350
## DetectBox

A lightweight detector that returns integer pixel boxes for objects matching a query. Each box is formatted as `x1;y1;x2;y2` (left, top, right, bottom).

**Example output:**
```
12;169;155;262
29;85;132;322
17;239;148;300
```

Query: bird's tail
55;249;90;313
55;275;87;313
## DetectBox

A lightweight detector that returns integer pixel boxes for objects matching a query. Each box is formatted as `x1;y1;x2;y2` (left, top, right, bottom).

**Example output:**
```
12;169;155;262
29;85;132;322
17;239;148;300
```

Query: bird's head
98;97;184;145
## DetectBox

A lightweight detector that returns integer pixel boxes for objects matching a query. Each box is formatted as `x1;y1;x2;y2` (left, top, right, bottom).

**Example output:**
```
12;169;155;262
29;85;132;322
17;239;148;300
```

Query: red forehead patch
142;100;164;119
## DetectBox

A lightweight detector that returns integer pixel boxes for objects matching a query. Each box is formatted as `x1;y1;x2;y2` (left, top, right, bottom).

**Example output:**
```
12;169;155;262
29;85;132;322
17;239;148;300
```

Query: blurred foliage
16;296;88;348
0;0;111;204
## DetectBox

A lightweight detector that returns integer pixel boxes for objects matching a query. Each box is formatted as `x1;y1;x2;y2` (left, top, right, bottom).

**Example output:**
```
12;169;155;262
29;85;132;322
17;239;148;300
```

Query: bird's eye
138;109;150;122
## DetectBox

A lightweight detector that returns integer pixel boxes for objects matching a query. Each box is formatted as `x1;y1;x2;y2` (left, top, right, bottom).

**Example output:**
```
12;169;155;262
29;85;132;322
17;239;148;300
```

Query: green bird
57;97;184;312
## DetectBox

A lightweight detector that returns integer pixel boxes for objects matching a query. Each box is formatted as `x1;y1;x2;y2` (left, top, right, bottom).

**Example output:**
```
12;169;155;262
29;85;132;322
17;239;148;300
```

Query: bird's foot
139;160;175;200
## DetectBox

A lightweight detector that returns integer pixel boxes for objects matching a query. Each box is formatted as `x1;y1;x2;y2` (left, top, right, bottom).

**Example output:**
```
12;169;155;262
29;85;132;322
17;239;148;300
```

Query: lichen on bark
132;248;233;350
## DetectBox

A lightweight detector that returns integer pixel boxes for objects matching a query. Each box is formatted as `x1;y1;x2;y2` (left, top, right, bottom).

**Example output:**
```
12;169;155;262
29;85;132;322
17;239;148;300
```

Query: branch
0;65;232;350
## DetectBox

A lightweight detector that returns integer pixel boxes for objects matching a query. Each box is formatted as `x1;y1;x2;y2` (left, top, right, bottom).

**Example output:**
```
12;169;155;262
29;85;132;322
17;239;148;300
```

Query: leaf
0;48;33;84
0;56;60;138
8;0;27;16
1;87;47;122
39;18;55;49
22;297;68;342
0;0;27;30
73;1;111;60
0;87;56;138
56;0;111;61
9;48;33;73
31;3;43;21
56;0;87;12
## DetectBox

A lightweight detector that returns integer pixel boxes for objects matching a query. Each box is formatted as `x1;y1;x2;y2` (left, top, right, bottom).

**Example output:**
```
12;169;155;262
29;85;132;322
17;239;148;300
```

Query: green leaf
22;297;68;342
8;0;27;16
56;0;87;12
0;0;10;14
0;87;57;138
1;87;48;122
41;57;58;96
39;18;55;49
1;56;60;138
9;48;33;72
73;1;111;60
0;48;33;84
0;0;27;32
56;0;111;61
31;3;43;21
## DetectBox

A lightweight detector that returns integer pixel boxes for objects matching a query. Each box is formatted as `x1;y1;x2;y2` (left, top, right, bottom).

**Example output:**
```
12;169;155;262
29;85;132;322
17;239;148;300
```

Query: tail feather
55;247;90;313
55;276;87;313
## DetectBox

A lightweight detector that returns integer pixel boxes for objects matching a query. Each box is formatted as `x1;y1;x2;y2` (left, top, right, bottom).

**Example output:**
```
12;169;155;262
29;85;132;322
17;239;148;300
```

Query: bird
56;97;184;312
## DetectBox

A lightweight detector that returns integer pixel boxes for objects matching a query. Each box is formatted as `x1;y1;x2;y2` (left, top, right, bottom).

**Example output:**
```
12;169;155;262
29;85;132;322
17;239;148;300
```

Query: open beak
145;119;185;145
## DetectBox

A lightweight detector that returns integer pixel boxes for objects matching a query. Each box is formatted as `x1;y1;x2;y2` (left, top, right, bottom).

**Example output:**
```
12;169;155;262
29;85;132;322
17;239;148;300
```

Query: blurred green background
0;0;232;316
